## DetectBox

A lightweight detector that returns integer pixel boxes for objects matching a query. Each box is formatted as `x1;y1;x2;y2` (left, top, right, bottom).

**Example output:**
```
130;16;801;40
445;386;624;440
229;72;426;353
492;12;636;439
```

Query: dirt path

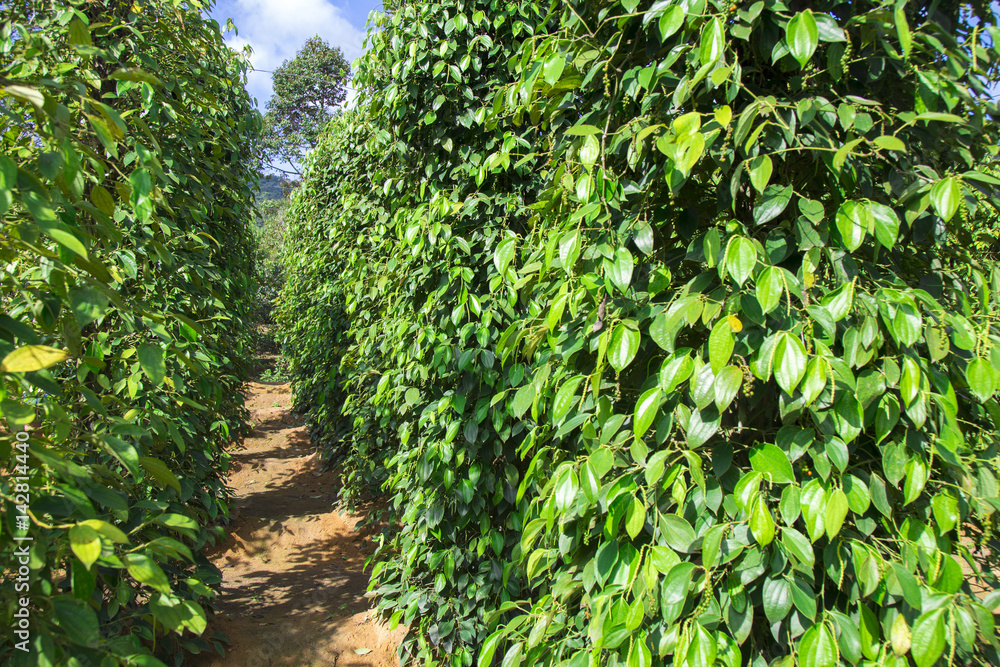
192;381;404;667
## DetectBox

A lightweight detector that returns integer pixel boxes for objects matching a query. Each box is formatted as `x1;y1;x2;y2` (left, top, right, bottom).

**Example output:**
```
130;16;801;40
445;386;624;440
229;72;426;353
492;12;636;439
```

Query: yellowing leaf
1;345;70;373
69;525;102;570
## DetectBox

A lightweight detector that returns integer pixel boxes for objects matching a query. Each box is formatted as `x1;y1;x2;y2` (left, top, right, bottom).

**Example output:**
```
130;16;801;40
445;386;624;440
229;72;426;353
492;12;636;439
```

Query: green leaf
895;7;912;57
125;553;171;593
685;406;720;449
494;237;516;274
554;466;578;512
138;456;182;493
798;622;837;667
835;200;869;251
821;282;854;321
750;497;775;546
749;444;795;484
632;221;654;255
582;461;600;504
77;519;129;544
501;642;524;667
512;383;536;419
626;496;645;539
873;135;905;152
137;343;166;386
869;202;900;248
404;387;420;406
559;230;581;271
787;10;819;67
930;177;961;221
708;318;735;374
658;6;684;41
781;528;815;568
966;357;996;402
479;631;504;667
903;457;928;505
148;594;207;634
725;236;756;286
52;596;100;648
774;332;807;393
762;576;791;623
910;609;947;667
748;155;773;193
801;357;827;406
5;84;46;109
659;353;694;393
609;322;640;372
661;562;696;625
543;54;565;86
825;488;849;539
756;266;783;314
69;286;110;327
69;525;102;570
580;135;600;169
553;376;584;422
686;624;717;667
700;17;725;65
800;480;827;542
714;365;742;413
565;124;602;136
633;387;662;438
753;184;793;225
608;247;634;294
1;345;69;373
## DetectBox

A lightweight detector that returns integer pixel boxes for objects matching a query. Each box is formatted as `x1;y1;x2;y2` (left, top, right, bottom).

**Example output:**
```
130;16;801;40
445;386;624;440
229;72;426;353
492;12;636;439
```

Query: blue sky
209;0;383;109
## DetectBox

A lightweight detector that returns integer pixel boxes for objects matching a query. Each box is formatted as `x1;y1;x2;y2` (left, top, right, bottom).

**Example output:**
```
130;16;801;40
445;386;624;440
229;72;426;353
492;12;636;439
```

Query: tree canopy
262;36;351;176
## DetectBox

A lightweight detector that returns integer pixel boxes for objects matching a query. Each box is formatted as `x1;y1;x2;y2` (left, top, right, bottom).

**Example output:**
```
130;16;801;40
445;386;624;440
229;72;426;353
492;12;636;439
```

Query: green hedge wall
1;1;259;664
281;1;1000;665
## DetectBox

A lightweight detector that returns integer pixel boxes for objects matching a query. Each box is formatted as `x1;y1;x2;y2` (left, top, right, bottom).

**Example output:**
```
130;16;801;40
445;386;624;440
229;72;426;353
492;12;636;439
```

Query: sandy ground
189;381;405;667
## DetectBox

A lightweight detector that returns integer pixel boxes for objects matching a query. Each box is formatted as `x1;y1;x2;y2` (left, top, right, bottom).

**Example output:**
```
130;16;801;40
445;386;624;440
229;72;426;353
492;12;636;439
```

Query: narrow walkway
193;381;403;667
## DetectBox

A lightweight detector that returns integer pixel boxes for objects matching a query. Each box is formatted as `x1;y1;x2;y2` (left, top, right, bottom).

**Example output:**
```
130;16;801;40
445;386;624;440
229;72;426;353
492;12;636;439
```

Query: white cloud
218;0;365;109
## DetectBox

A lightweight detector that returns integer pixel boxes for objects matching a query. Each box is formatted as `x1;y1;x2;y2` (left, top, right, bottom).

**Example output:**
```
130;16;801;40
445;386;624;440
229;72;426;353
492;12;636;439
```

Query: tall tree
262;36;350;176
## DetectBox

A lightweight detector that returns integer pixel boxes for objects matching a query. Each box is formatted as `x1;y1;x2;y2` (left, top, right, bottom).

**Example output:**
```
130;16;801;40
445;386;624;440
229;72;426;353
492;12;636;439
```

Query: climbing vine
1;0;259;663
282;0;1000;665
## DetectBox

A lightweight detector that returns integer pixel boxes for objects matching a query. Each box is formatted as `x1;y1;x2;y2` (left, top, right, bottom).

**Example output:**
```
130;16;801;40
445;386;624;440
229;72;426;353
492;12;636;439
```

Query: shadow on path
188;382;404;667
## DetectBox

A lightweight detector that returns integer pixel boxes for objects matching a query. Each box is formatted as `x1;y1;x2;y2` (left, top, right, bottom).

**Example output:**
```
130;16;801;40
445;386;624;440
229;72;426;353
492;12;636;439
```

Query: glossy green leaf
787;10;819;68
700;17;725;65
494;237;516;274
714;365;742;413
69;525;102;571
930;177;961;221
756;266;783;315
749;444;795;484
609;322;640;372
835;200;869;251
608;247;634;294
966;357;996;402
634;387;662;438
137;343;165;386
910;609;947;667
774;332;807;393
748;155;773;193
708;318;735;374
725;236;756;286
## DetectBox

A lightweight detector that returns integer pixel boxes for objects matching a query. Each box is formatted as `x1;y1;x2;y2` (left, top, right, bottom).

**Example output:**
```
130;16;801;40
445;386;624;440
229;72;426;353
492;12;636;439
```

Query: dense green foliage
281;0;1000;665
252;198;289;326
0;0;259;663
262;36;351;176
